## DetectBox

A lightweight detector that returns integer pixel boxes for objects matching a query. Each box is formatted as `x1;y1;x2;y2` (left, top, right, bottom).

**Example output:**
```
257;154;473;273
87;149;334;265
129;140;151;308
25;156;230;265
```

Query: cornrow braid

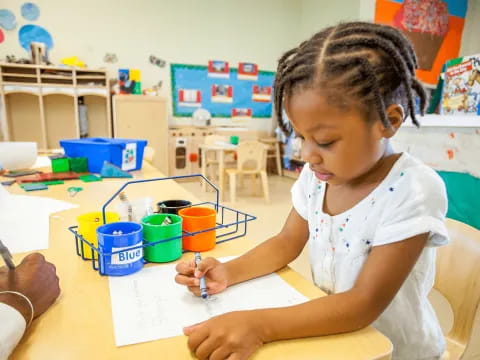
274;21;427;135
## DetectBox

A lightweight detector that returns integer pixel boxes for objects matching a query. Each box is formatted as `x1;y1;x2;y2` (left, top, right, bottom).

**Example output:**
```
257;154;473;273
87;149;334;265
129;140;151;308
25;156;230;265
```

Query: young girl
175;21;448;360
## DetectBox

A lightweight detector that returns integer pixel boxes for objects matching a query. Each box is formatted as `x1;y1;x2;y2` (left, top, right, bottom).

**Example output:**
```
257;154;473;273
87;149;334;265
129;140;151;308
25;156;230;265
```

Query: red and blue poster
375;0;468;85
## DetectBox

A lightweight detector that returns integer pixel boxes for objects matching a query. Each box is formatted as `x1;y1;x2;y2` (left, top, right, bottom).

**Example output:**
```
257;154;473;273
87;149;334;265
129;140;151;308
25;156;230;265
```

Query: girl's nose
301;139;322;164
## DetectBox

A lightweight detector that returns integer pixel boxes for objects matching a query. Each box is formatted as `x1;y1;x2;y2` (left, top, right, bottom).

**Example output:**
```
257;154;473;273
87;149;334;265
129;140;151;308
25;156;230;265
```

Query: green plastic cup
141;214;182;263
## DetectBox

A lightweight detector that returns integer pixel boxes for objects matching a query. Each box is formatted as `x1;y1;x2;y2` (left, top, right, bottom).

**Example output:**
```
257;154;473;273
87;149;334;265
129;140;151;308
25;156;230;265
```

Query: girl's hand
183;311;265;360
175;257;228;297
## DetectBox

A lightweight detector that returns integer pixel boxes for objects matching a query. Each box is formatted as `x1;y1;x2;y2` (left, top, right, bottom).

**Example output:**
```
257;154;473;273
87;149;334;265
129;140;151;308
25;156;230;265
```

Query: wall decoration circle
0;9;17;30
21;2;40;21
18;24;53;50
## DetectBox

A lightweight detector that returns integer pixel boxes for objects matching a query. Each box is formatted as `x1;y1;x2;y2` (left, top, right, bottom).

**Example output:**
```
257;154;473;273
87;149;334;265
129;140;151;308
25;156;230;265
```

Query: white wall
1;0;478;131
299;0;361;40
460;0;480;57
1;0;301;132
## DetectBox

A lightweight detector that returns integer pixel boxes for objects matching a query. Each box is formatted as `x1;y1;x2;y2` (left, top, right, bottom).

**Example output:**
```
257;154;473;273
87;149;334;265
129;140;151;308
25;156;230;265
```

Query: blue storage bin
60;138;147;173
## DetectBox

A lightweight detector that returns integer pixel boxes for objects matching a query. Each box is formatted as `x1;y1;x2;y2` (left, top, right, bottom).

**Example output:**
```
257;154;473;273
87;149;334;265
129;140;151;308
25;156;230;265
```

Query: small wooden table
4;163;392;359
199;142;237;201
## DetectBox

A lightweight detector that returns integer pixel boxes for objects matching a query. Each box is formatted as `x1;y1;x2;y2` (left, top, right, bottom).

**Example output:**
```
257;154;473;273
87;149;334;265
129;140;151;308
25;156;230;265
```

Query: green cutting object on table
67;186;83;197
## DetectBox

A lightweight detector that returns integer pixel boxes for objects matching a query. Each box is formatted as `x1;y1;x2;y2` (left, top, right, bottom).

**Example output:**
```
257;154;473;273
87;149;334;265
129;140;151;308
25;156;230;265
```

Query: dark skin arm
0;253;60;324
178;208;427;360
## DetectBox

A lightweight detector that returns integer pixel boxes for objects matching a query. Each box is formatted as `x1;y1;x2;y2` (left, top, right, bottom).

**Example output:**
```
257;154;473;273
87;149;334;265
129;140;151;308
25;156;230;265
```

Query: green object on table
230;135;239;145
141;214;183;263
67;186;83;197
40;180;64;185
79;174;102;183
51;158;70;173
69;157;88;173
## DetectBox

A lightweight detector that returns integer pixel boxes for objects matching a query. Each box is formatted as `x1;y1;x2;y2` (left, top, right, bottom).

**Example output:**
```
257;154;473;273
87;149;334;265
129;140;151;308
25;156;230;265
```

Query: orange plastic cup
178;206;216;251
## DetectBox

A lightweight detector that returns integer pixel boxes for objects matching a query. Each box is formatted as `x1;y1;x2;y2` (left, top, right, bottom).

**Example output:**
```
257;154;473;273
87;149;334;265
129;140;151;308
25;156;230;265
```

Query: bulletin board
170;63;275;118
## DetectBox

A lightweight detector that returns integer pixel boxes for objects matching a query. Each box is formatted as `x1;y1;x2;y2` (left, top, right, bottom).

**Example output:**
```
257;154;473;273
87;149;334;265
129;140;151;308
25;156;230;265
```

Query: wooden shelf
76;75;106;79
0;62;111;145
3;74;37;78
41;75;73;79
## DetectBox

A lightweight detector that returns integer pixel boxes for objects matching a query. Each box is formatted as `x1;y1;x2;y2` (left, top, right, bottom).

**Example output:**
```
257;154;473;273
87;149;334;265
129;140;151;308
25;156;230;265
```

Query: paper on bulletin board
108;257;308;346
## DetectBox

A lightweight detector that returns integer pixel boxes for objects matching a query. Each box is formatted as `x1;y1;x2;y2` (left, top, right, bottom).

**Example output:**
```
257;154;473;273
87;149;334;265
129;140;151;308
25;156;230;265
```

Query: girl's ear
382;104;404;138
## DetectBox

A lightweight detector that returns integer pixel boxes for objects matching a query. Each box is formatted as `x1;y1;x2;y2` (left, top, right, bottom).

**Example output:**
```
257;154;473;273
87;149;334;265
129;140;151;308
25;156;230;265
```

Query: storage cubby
0;63;111;147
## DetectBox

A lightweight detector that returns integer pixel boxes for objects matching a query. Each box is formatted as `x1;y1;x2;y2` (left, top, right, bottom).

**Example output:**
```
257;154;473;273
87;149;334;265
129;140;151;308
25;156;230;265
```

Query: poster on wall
211;84;233;103
252;85;272;102
238;62;258;81
178;89;202;107
374;0;468;85
441;55;480;116
232;108;252;120
208;60;230;78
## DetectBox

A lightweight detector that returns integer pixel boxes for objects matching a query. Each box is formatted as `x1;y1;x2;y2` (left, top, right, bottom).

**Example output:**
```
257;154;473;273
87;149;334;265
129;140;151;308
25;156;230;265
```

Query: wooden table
199;142;237;201
4;163;392;359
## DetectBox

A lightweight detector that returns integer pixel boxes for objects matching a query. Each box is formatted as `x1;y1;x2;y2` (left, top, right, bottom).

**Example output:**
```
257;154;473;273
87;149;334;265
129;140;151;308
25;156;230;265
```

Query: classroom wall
298;0;361;40
0;0;301;132
460;0;480;57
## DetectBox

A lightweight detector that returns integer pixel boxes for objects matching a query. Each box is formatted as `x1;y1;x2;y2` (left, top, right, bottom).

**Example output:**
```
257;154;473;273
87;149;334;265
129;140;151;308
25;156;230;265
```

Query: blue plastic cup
96;222;144;276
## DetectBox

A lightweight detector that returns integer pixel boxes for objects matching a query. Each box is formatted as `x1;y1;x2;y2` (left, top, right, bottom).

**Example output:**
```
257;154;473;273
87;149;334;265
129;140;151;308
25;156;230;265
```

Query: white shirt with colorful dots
291;152;449;360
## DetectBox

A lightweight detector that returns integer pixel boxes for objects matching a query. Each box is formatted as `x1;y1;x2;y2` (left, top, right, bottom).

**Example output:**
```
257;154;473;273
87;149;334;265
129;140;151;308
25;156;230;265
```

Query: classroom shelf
0;63;112;145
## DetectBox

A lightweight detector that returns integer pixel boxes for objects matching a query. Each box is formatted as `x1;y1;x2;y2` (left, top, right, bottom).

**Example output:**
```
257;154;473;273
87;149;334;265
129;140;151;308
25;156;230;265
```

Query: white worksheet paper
0;185;77;253
109;257;309;346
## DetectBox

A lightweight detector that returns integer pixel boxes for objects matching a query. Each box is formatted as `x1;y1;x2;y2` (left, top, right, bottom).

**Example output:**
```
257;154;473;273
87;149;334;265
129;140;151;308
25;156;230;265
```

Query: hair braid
274;21;426;134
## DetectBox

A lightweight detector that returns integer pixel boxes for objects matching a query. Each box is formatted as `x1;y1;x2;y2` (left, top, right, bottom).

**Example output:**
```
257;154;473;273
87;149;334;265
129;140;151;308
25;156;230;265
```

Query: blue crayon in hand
194;252;208;299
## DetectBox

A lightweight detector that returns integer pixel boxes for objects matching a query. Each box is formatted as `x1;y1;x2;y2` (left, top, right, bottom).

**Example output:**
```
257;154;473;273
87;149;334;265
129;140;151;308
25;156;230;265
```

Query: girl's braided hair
274;22;427;135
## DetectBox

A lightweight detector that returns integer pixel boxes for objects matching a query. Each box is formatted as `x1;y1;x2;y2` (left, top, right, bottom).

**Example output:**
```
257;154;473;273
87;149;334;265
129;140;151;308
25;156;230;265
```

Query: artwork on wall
208;60;230;78
237;62;258;81
0;29;4;43
171;63;274;118
252;85;272;102
0;9;17;30
104;53;118;64
178;89;202;107
374;0;468;85
149;55;166;68
18;24;53;51
211;84;233;103
21;3;40;21
232;108;252;120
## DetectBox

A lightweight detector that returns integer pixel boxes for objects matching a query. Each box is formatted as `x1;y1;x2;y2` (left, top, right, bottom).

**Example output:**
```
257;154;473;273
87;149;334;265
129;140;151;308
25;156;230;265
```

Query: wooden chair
259;137;283;176
435;218;480;359
224;140;269;204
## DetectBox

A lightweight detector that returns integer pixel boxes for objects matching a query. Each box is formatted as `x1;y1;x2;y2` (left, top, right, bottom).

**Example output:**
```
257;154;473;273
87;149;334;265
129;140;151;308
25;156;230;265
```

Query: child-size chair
435;218;480;359
224;140;270;204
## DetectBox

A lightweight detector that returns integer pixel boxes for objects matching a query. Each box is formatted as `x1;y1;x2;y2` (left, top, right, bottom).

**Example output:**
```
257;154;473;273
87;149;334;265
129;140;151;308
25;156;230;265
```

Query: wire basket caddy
68;174;256;275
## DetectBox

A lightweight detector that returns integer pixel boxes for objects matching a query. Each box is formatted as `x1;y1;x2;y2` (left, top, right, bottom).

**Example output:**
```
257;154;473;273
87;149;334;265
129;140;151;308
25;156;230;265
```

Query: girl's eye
316;140;335;148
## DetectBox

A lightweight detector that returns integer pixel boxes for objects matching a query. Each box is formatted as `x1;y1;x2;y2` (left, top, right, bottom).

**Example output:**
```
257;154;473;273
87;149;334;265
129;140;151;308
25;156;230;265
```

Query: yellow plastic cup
77;211;120;259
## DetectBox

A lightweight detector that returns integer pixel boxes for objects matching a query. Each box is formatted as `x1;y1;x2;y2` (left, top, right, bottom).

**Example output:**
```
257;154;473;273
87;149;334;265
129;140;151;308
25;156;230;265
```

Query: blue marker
194;252;208;299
